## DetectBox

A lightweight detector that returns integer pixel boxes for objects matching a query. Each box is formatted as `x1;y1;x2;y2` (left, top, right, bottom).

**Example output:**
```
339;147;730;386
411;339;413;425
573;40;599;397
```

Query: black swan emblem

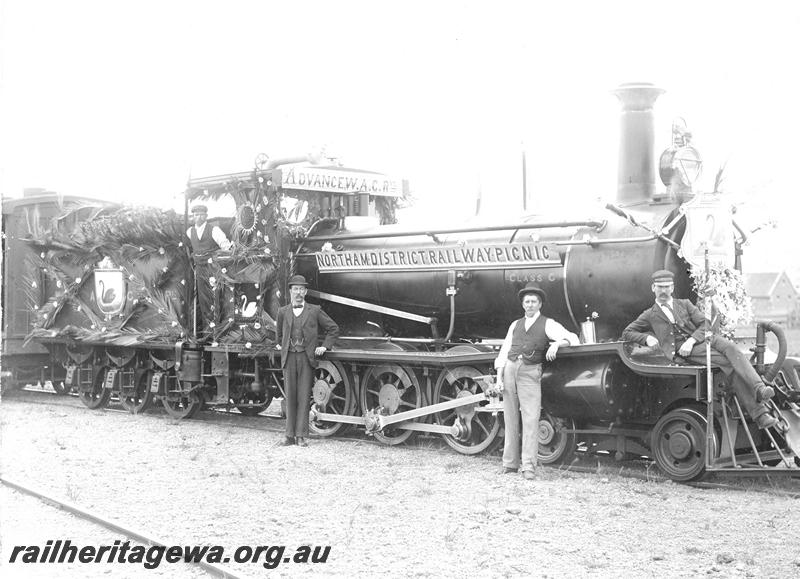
98;280;117;305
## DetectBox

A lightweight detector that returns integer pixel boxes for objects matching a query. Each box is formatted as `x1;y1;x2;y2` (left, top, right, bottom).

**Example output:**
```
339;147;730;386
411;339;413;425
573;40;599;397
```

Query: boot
755;412;778;430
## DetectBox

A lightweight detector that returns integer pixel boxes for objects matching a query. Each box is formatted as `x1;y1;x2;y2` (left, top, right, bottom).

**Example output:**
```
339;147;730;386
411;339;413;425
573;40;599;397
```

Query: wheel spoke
441;410;456;422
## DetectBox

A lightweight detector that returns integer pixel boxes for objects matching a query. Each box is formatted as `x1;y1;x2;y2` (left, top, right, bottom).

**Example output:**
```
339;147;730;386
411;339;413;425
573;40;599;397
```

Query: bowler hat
190;204;208;214
288;274;308;287
517;283;546;304
651;269;675;283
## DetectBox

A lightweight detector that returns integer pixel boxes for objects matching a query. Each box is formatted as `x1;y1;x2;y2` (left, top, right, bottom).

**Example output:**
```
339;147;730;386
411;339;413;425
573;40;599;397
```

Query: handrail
303;220;605;243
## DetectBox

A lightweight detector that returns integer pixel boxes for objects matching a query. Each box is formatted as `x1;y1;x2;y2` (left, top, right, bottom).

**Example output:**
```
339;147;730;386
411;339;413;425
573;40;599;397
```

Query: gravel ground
2;395;800;578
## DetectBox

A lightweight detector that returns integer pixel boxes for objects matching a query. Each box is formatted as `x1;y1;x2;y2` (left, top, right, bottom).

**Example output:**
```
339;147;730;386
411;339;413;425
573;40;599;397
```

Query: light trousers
502;359;543;472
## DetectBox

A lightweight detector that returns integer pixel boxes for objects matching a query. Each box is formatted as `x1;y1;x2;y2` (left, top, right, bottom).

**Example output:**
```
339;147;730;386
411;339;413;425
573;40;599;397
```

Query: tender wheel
162;381;202;419
79;366;112;410
120;370;154;414
310;361;354;437
537;411;576;464
234;389;275;416
360;364;422;445
433;365;500;455
651;406;718;482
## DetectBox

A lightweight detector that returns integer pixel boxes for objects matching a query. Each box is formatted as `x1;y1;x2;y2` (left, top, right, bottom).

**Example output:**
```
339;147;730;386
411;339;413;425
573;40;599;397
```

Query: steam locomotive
3;83;799;481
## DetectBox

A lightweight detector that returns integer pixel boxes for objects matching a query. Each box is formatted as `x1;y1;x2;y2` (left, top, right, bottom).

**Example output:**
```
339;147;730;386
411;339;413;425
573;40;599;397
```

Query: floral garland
690;263;753;338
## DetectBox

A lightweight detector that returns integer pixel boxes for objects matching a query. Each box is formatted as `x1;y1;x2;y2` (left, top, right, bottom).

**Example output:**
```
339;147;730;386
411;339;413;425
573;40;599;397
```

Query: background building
744;272;799;327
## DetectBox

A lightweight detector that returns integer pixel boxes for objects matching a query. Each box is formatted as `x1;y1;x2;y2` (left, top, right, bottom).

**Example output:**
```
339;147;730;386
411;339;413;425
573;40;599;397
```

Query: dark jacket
276;303;339;368
622;299;707;359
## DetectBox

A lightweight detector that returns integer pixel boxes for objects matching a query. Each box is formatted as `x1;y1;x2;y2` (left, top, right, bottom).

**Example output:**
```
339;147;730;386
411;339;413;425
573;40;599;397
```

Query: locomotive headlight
659;146;703;188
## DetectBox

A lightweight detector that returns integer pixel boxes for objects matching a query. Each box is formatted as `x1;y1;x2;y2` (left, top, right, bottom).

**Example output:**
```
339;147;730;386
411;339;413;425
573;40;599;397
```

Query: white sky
2;1;800;273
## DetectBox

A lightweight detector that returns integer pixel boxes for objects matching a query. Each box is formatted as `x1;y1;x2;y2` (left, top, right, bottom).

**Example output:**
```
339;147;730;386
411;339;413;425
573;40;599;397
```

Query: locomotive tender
4;83;800;481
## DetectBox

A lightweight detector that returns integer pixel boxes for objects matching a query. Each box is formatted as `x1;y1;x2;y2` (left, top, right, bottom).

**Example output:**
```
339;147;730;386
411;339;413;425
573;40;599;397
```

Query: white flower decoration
209;322;216;328
75;277;82;284
158;247;165;255
245;342;252;348
207;258;213;264
254;322;262;330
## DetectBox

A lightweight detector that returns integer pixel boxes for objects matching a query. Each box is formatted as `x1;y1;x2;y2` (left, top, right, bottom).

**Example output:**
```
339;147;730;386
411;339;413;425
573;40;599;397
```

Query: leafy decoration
691;263;753;338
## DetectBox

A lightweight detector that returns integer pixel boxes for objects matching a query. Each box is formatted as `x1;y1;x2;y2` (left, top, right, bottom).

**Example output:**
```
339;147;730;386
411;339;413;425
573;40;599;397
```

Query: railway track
5;386;800;497
0;476;244;579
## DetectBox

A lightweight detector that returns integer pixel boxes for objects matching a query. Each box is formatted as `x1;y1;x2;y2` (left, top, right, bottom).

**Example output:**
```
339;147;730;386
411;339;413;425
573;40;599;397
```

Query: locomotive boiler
12;83;800;481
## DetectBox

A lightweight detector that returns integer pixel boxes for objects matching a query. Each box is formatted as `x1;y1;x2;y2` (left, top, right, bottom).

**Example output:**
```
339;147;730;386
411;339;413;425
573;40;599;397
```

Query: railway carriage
7;84;800;481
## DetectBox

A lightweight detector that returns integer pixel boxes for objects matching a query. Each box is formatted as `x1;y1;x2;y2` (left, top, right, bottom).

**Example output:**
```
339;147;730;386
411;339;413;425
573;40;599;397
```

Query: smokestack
612;83;665;206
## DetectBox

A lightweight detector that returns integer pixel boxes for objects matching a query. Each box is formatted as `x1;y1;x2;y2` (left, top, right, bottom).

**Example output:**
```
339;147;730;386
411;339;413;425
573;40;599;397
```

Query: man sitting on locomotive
622;269;779;430
186;204;232;332
495;283;580;480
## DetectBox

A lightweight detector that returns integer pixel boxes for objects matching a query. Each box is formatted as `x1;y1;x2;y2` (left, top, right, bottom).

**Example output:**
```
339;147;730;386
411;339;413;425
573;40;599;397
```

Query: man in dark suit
622;269;778;430
275;275;339;446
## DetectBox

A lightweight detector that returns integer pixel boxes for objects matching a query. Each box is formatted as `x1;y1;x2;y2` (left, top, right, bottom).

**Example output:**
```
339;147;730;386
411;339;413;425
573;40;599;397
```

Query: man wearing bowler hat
495;283;579;480
275;275;340;447
623;269;779;430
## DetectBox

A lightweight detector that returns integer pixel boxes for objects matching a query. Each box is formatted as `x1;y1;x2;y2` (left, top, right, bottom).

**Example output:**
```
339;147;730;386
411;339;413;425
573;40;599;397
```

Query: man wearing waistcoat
275;275;340;447
623;269;779;430
186;204;232;332
495;283;579;480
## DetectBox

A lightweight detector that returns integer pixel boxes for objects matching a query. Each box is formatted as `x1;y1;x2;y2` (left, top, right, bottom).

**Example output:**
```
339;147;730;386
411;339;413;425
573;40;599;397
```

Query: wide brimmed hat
287;274;308;287
651;269;675;283
190;204;208;214
517;283;546;304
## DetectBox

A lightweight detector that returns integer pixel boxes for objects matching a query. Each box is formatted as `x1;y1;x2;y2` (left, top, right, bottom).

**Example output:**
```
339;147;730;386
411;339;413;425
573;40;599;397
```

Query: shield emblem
94;268;127;316
679;193;735;270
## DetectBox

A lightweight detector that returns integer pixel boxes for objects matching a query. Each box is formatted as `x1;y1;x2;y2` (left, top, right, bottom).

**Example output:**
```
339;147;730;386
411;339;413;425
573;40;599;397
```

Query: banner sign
281;166;402;197
316;243;560;272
